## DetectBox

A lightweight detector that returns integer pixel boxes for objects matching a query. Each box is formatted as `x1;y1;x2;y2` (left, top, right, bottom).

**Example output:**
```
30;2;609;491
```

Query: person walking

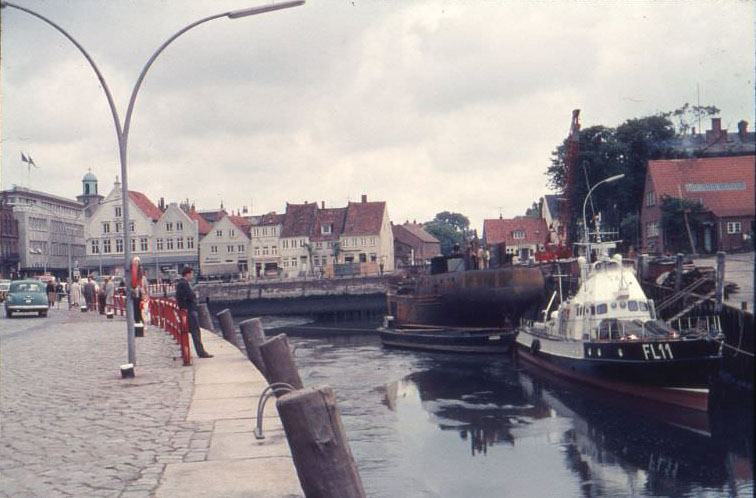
46;279;56;308
176;266;212;358
104;277;115;315
55;280;64;307
83;277;95;311
70;278;81;309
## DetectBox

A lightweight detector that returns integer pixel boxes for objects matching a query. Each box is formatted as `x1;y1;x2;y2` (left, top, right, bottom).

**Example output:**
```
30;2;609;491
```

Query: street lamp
582;173;625;261
2;0;305;369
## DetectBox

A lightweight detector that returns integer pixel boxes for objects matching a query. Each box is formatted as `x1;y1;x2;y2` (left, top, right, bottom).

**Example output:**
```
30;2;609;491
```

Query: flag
21;152;28;163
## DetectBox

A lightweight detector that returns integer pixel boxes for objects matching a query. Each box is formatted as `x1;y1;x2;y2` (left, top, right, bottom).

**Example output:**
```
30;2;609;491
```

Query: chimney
321;201;325;209
242;205;248;214
738;120;748;138
711;117;722;133
158;197;165;211
361;194;367;203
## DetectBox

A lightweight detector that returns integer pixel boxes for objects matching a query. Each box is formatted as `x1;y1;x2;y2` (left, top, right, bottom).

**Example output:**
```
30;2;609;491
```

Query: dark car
5;279;49;318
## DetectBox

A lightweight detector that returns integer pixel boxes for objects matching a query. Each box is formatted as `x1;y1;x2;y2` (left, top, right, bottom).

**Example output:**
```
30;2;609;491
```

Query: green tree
423;211;470;255
661;102;721;136
660;195;706;253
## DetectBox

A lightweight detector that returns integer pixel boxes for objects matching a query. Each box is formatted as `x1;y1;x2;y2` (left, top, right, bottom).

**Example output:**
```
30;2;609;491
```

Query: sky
1;0;754;232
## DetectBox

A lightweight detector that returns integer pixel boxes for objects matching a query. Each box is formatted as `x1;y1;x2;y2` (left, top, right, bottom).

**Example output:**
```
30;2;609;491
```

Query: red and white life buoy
131;256;142;289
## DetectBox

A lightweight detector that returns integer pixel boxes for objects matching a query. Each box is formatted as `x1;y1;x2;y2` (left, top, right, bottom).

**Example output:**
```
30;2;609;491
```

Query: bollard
135;321;144;338
198;303;215;332
120;363;135;379
216;308;240;347
259;334;303;393
277;386;366;498
239;318;267;376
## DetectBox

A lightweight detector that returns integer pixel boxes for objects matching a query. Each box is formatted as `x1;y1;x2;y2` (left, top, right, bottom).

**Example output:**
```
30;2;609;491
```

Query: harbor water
246;317;753;498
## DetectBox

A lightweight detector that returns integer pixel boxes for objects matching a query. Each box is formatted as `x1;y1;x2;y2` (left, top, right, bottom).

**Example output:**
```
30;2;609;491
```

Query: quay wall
197;275;390;302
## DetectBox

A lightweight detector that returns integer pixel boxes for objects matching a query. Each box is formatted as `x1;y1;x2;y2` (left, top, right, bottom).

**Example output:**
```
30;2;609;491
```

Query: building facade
640;155;755;255
1;186;86;280
392;221;441;267
198;214;251;277
0;193;20;279
483;216;549;264
249;212;284;277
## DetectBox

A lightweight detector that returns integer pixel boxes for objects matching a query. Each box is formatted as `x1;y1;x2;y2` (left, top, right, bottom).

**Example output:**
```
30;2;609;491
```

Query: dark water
248;317;754;498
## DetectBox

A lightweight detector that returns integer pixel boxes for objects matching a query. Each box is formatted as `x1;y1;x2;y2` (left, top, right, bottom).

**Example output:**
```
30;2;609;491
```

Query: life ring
530;339;541;355
131;256;142;289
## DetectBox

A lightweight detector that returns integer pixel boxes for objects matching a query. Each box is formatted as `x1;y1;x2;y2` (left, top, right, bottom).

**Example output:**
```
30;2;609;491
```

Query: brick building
392;221;441;267
483;217;549;264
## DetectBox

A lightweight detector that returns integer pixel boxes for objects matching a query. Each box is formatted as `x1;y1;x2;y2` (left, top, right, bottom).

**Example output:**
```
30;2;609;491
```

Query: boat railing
670;315;723;338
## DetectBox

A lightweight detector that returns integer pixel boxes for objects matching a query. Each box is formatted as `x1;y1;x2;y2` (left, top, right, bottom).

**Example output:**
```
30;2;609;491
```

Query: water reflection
384;354;753;497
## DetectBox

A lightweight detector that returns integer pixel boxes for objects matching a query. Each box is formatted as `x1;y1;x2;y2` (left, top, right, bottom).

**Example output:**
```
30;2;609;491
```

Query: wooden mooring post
675;253;684;293
277;386;367;498
198;303;215;332
259;333;303;394
239;317;267;377
715;251;725;312
216;308;240;347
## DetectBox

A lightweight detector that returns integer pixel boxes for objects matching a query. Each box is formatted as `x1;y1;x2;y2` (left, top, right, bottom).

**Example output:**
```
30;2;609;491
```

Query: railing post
178;309;192;366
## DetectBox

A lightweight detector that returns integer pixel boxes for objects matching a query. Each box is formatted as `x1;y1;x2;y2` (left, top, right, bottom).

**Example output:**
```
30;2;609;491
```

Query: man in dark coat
83;277;96;311
176;267;212;358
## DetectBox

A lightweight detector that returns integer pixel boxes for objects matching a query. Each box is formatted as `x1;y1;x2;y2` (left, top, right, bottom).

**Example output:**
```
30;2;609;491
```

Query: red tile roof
128;191;162;221
251;212;285;226
186;210;212;235
483;217;549;246
311;208;347;242
392;223;440;244
228;214;251;234
647;156;755;217
281;203;318;237
342;201;386;236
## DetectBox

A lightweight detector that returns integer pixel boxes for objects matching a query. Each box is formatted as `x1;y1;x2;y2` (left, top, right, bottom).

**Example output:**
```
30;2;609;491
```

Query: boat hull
379;327;515;354
515;329;721;411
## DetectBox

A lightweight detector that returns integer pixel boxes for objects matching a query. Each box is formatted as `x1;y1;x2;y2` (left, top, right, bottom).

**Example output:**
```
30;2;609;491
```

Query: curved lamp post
2;0;305;368
582;173;624;261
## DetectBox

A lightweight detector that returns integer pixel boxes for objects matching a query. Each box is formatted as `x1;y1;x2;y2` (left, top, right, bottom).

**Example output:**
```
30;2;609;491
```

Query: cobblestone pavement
0;308;209;498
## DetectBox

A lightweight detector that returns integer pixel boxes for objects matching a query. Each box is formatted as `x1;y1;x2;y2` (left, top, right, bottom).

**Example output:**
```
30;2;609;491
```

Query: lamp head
227;0;305;19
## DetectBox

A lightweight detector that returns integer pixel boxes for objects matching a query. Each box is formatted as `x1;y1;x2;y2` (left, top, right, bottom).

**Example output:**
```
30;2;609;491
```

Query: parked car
0;279;10;302
5;279;49;318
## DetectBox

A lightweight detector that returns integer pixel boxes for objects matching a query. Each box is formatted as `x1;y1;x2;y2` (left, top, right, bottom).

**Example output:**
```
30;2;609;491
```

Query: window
226;244;234;253
253;228;259;236
116;238;124;253
103;222;110;234
359;253;367;263
639;302;649;311
272;227;277;236
91;240;99;254
140;237;148;251
271;246;278;255
166;222;173;232
596;304;608;315
646;221;660;237
370;237;376;246
282;240;289;249
129;221;135;232
628;301;638;311
230;229;235;237
361;237;366;246
187;237;194;249
263;228;268;236
216;229;223;237
321;224;332;234
177;237;184;250
238;244;245;252
263;246;269;256
727;222;742;234
300;239;306;247
645;191;656;207
156;238;164;251
512;230;525;239
291;258;298;267
176;222;183;231
316;242;322;249
115;222;122;233
103;239;112;253
342;239;349;248
211;245;218;254
370;253;377;262
166;238;174;250
131;238;136;251
115;206;122;217
254;246;261;256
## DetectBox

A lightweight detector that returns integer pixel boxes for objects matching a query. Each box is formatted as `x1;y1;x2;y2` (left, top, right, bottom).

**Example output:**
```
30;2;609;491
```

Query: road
0;307;209;498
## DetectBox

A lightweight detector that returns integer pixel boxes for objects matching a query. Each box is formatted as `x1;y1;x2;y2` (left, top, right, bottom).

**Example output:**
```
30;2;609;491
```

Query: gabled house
392;221;441;267
151;202;200;279
339;195;394;274
279;202;318;278
198;213;251;277
483;217;549;264
310;206;347;274
640;155;755;254
249;212;285;277
540;194;564;245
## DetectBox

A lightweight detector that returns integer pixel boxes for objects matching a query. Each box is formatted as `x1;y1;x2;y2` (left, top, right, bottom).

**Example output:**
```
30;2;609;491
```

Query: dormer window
115;206;122;217
321;224;333;235
512;230;525;240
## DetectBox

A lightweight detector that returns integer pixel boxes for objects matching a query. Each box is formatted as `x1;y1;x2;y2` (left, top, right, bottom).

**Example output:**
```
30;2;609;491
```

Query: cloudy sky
1;0;754;231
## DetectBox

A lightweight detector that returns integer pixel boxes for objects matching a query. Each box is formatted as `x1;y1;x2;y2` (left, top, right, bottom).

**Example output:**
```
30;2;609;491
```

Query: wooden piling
198;303;215;332
675;253;684;293
276;386;366;498
239;317;267;377
715;251;726;312
216;308;240;348
259;333;303;393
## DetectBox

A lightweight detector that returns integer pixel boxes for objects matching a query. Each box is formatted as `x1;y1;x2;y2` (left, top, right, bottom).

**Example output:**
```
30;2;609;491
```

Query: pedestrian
132;274;149;324
46;279;56;308
97;280;107;315
55;280;64;307
104;277;115;315
176;266;213;358
83;277;96;311
65;279;72;309
70;278;81;309
483;247;491;270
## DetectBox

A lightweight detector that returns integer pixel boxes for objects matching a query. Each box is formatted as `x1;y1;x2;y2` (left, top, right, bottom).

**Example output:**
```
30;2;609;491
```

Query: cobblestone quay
0;308;210;498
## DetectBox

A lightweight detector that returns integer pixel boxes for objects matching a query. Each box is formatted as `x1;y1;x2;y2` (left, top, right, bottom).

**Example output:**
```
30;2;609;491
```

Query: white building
249;212;284;277
198;213;251;277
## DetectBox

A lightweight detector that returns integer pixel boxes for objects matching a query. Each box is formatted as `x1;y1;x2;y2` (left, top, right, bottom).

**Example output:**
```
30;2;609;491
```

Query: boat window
639;301;649;311
628;301;638;311
596;303;608;315
611;302;617;309
590;305;595;315
619;301;626;309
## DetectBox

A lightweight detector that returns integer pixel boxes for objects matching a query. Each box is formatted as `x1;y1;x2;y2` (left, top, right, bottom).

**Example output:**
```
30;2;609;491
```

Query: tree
661;102;721;136
524;201;541;218
660;195;706;254
423;211;470;256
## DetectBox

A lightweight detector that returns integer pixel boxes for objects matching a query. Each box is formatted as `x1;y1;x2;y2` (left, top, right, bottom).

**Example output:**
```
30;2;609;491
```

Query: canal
242;317;753;497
